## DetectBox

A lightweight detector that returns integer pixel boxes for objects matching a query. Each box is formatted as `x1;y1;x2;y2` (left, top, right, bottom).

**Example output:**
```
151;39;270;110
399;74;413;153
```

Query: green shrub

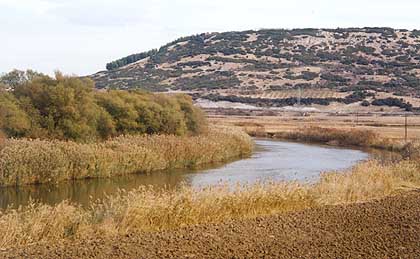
0;73;206;141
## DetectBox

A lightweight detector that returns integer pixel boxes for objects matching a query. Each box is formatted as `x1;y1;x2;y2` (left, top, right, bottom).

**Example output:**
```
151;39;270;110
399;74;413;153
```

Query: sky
1;0;419;76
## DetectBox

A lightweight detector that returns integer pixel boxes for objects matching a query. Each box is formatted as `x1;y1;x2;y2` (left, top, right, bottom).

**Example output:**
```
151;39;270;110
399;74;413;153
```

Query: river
0;139;370;209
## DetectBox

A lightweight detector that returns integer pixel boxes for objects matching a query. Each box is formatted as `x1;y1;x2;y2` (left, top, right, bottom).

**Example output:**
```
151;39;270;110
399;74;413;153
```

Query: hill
90;28;420;111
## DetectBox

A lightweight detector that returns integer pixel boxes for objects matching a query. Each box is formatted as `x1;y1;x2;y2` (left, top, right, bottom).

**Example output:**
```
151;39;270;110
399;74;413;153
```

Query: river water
0;139;370;209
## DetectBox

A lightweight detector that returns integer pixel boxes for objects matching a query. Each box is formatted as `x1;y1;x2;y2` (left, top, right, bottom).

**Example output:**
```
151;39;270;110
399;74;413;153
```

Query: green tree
0;69;44;89
175;94;207;134
0;71;206;141
0;92;32;137
13;73;112;141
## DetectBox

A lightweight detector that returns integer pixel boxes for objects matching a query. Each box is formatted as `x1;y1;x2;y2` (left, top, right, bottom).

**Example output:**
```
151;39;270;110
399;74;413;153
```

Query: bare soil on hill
3;190;420;259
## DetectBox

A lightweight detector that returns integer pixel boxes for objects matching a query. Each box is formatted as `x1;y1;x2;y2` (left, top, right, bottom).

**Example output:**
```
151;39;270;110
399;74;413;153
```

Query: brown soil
2;191;420;259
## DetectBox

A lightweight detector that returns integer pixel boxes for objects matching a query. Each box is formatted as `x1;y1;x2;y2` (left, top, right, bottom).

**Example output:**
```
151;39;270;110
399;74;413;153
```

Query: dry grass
1;125;420;249
230;118;405;151
210;114;420;140
274;126;399;150
1;157;419;249
0;127;252;187
0;131;5;150
314;160;420;205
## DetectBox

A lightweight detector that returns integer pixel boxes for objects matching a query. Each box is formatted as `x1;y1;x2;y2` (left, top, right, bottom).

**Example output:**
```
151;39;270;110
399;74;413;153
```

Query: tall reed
1;158;419;249
273;126;401;150
0;127;253;187
1;127;419;249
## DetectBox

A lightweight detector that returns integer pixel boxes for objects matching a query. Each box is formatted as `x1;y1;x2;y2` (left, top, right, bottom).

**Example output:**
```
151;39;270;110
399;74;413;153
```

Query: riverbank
0;158;419;249
0;139;367;209
208;113;420;141
3;190;420;258
1;125;419;254
254;126;404;151
212;113;416;153
0;126;253;187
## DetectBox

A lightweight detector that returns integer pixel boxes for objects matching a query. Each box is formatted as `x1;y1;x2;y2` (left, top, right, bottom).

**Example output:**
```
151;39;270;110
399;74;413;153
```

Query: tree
0;69;44;89
12;73;110;141
0;92;32;137
0;71;207;141
0;83;8;91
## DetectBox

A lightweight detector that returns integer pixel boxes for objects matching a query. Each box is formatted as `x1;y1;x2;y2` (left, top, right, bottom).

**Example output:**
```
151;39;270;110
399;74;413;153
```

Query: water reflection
0;170;191;209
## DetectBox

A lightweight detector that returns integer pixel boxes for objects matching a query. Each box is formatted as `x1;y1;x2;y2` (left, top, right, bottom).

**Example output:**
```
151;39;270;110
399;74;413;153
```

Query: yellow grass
210;114;420;140
1;157;419;249
0;126;253;187
1;126;420;249
212;115;413;150
0;131;4;150
274;126;399;150
314;160;419;205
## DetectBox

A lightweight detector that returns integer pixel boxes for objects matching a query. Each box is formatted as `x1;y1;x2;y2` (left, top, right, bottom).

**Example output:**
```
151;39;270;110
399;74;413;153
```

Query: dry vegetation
210;113;420;140
1;127;420;250
0;131;5;150
0;158;419;249
273;126;399;150
227;115;405;150
0;127;252;187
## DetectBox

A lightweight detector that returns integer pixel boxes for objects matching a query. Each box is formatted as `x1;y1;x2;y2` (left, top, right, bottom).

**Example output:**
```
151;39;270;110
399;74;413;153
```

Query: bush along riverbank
0;73;253;187
0;126;253;187
0;72;208;141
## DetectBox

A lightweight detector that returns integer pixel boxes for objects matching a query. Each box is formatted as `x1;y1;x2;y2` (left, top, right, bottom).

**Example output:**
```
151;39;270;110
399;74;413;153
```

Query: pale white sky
1;0;419;76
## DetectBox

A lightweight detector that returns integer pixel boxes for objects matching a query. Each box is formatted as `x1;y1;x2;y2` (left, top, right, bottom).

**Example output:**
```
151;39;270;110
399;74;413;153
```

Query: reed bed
0;126;253;187
1;127;419;249
1;157;419;249
271;126;401;150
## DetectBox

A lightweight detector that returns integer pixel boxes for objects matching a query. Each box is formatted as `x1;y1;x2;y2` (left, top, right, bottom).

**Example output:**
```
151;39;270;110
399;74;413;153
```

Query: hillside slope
91;28;420;111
